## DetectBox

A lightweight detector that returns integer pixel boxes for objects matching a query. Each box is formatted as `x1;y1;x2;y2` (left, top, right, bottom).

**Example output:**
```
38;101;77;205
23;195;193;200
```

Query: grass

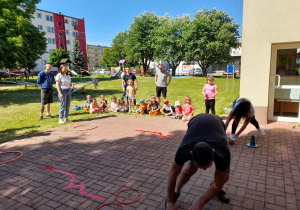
0;74;240;143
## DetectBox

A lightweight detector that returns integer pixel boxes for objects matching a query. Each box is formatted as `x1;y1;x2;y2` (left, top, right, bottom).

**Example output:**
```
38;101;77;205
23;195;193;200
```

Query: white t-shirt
163;104;176;116
56;73;71;89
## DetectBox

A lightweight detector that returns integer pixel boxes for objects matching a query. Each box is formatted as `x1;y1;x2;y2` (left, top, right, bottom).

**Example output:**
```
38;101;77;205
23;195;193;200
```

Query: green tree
0;0;46;68
100;48;118;67
48;49;69;68
127;11;159;75
71;40;86;70
184;8;240;75
154;15;190;76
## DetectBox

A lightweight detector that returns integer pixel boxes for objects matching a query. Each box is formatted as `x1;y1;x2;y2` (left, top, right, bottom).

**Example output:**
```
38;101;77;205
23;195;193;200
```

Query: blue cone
247;135;258;148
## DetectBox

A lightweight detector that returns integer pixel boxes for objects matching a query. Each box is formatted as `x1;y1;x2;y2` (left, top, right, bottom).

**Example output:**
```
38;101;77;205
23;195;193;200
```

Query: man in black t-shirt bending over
166;114;231;210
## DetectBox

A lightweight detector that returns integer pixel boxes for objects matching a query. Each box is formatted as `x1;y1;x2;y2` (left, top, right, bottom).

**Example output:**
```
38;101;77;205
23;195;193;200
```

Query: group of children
82;75;218;122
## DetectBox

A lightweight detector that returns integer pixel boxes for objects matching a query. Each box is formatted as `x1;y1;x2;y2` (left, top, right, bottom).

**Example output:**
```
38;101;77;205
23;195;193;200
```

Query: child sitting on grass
99;95;108;111
149;94;160;115
161;98;175;117
84;95;93;110
118;98;129;112
136;99;148;114
89;98;102;114
182;95;194;121
107;96;119;112
172;101;183;119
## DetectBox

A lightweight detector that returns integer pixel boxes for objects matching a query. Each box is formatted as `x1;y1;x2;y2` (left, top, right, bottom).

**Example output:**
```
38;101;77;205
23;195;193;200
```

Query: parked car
189;68;203;76
99;69;111;74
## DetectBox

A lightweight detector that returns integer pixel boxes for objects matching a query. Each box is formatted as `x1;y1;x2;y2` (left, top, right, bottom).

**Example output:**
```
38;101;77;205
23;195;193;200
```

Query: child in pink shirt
172;101;183;119
182;96;194;121
202;75;218;114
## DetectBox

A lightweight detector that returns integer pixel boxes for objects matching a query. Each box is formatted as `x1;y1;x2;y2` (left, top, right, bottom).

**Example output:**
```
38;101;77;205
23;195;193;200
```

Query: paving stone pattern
0;114;300;210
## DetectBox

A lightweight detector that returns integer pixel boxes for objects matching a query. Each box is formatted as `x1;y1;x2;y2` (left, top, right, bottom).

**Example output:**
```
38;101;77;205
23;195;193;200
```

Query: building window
64;19;68;24
60;44;64;49
58;32;63;38
47;38;55;44
37;25;43;30
65;30;69;35
71;21;77;26
57;22;61;27
42;60;47;65
46;15;53;22
36;13;42;18
67;40;70;45
47;27;54;33
49;49;55;54
72;31;78;37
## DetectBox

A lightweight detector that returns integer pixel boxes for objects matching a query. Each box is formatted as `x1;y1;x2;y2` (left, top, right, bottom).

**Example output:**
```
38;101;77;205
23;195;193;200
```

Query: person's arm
122;80;125;92
37;73;42;84
167;161;183;210
167;74;172;86
202;86;206;97
155;75;158;85
126;87;129;96
56;81;63;99
234;116;251;139
134;79;138;91
189;106;195;116
190;169;229;210
212;87;219;98
156;103;160;111
224;111;234;131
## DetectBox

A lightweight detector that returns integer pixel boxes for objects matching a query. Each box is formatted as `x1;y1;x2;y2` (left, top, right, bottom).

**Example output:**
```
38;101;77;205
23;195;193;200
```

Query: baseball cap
140;98;145;103
175;101;180;106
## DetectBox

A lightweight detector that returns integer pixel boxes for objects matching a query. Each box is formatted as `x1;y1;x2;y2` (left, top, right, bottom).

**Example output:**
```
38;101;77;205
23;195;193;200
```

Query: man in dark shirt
166;114;231;210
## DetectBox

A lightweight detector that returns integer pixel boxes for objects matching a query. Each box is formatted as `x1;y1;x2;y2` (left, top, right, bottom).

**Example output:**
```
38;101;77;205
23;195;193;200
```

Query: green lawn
0;74;239;143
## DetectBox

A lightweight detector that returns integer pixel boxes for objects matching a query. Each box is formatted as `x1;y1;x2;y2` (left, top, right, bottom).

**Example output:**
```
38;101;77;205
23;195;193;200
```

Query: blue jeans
58;88;72;119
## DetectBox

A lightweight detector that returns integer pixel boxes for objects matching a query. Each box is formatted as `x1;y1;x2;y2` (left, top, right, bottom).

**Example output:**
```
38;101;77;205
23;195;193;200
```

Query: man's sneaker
230;134;236;141
39;116;43;120
46;114;54;118
216;190;230;203
258;128;265;136
65;118;71;123
58;119;65;124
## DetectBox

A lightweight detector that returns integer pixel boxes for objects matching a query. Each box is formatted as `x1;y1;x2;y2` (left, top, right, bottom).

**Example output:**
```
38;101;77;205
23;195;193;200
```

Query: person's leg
59;89;67;119
250;116;259;129
231;118;240;134
156;86;161;106
162;87;167;101
40;105;45;116
129;100;132;112
210;99;215;115
205;99;210;114
175;161;198;194
46;103;51;115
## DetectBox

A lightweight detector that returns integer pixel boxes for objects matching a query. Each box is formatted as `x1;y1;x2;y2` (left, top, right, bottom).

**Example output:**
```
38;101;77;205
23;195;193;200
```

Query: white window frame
47;27;54;33
47;38;55;44
37;25;43;30
65;30;69;35
46;15;53;22
64;19;68;24
67;40;70;45
36;13;42;18
42;60;47;65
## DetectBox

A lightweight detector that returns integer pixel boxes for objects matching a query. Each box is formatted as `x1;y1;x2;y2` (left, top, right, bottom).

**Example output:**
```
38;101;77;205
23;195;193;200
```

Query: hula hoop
96;203;124;210
115;189;141;205
0;151;23;165
73;124;98;131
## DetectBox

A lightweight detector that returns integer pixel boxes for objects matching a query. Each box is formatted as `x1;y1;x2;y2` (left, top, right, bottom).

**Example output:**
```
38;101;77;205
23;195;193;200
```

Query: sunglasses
159;67;164;69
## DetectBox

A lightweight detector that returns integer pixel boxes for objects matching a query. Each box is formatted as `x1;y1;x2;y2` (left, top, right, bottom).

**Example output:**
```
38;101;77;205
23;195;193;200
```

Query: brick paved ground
0;114;300;210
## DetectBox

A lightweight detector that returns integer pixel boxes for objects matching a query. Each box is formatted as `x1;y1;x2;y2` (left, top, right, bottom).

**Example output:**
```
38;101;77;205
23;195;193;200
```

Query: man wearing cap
166;114;231;210
155;64;171;106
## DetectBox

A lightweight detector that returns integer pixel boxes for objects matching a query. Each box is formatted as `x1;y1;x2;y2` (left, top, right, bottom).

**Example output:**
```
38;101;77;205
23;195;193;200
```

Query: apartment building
31;9;87;72
87;45;110;70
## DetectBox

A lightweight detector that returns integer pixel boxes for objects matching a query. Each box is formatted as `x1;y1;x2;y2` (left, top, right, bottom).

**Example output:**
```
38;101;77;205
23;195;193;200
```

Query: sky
36;0;243;47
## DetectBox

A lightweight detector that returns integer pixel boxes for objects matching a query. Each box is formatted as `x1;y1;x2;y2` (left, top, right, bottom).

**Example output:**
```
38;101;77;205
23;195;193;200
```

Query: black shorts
156;86;167;98
41;88;53;105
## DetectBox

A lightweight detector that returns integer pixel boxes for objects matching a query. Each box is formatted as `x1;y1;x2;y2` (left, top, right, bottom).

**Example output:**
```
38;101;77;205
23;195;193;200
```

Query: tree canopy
184;8;240;75
48;49;69;68
0;0;47;68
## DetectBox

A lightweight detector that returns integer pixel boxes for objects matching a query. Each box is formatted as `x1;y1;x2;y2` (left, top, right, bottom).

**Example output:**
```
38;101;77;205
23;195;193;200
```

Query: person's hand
189;201;203;210
71;84;75;89
167;201;178;210
123;88;125;92
60;93;64;99
135;87;138;91
233;134;238;140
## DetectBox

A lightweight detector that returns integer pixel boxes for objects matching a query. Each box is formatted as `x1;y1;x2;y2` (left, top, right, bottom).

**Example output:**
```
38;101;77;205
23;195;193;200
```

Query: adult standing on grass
122;67;138;107
37;63;55;120
155;64;171;106
56;64;74;124
166;114;230;210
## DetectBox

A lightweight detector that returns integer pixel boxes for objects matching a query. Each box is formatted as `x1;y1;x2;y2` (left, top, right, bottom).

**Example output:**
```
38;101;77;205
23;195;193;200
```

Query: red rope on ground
115;189;141;205
136;130;175;138
96;203;124;210
73;124;98;131
0;151;23;165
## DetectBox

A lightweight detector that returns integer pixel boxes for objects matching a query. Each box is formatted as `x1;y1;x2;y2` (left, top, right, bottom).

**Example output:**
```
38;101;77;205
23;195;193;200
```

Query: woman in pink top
202;75;218;114
182;95;194;121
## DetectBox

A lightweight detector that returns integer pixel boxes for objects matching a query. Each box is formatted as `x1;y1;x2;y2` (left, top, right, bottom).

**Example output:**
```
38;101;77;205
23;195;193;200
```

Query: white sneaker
65;118;71;123
134;106;137;109
132;109;135;113
258;128;265;136
58;119;65;124
230;134;236;141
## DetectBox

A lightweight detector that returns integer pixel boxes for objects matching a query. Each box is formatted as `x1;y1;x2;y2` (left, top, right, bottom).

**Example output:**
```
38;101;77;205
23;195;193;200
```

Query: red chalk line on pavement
0;151;23;165
136;130;181;138
44;166;105;201
73;124;98;131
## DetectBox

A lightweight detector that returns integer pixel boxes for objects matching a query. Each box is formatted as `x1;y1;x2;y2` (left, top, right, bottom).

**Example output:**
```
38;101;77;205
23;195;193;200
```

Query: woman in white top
56;64;74;124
